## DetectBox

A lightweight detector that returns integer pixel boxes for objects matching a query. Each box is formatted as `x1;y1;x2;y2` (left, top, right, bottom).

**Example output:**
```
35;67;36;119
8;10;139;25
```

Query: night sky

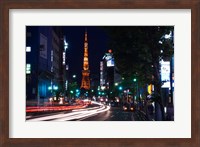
64;26;110;86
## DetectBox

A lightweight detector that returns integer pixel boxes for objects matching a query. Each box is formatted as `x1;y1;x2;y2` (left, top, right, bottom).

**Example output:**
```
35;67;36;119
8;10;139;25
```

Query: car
123;103;135;111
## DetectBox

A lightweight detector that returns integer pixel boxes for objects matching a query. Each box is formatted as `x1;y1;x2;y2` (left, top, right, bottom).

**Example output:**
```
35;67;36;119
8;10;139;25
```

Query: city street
80;107;149;121
25;26;174;121
26;102;150;121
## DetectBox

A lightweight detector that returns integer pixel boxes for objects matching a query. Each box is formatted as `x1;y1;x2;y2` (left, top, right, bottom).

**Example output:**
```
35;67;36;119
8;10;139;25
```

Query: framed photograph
0;0;199;147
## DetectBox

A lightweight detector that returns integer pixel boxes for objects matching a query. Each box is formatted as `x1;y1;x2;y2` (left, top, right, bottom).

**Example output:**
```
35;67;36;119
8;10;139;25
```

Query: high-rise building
52;27;64;98
101;50;115;90
63;36;69;95
100;50;121;91
80;29;90;90
26;26;64;103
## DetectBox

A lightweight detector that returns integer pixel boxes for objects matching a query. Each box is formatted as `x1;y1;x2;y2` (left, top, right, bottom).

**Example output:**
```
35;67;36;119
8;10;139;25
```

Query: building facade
100;50;122;94
26;26;64;104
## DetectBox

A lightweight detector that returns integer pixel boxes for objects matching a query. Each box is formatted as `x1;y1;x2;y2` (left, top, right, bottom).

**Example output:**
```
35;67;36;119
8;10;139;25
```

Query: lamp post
118;86;123;103
70;90;74;99
133;78;138;100
133;78;140;110
133;78;138;97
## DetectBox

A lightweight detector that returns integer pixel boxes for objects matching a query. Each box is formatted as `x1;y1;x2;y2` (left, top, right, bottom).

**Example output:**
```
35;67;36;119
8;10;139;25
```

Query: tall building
100;61;105;89
52;27;64;98
101;50;115;90
80;29;90;90
63;36;69;95
26;26;64;103
100;50;122;91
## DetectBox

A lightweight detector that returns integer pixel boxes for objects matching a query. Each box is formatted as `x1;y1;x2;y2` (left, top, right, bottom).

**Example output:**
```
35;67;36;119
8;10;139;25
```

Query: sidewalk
139;104;174;121
165;104;174;121
137;106;154;121
146;111;155;121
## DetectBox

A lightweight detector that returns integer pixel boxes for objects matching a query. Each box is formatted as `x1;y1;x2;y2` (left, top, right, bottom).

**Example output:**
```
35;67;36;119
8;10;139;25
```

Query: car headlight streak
27;101;110;121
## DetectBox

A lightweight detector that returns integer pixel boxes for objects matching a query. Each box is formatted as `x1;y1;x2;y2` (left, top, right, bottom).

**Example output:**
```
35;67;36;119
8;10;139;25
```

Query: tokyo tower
80;29;90;90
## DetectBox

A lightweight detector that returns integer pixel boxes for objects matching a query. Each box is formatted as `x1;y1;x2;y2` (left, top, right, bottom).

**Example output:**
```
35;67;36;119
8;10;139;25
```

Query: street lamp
133;78;139;101
118;86;123;101
72;75;76;78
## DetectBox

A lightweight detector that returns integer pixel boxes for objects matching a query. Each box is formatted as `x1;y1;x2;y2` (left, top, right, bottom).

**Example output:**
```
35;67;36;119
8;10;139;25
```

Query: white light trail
27;102;110;121
55;105;109;121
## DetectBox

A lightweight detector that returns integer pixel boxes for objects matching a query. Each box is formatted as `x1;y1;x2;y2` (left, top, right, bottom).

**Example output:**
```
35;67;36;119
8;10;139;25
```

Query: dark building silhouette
26;26;64;104
100;50;121;92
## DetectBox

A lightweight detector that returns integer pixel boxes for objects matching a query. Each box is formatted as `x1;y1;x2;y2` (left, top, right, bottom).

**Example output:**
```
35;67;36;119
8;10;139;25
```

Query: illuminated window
51;50;53;62
26;64;31;74
63;52;65;65
66;65;69;70
26;46;31;52
64;39;68;51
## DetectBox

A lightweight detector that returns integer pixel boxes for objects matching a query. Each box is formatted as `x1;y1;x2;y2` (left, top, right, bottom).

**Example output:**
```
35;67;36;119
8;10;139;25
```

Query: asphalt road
80;107;149;121
27;104;150;121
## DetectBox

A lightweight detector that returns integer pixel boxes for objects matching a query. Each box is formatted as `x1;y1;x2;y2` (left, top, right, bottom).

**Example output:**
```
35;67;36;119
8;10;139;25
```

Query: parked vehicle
123;103;135;111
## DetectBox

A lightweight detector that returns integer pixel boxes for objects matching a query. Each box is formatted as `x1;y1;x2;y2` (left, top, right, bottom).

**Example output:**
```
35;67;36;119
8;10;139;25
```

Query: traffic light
133;78;137;82
118;86;123;91
48;86;52;90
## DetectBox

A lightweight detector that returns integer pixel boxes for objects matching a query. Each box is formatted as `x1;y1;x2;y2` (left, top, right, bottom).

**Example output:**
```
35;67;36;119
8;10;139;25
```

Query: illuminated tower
81;29;90;90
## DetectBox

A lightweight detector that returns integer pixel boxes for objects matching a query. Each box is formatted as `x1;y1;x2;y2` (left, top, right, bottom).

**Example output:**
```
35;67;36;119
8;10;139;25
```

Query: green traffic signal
48;86;52;90
118;86;123;90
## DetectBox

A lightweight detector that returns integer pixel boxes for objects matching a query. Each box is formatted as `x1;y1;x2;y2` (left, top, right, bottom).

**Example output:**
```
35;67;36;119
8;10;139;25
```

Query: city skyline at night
64;26;109;86
26;26;174;122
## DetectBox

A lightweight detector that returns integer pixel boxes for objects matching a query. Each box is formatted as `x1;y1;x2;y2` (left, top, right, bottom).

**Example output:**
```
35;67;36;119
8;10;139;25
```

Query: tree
67;82;78;98
105;26;174;120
